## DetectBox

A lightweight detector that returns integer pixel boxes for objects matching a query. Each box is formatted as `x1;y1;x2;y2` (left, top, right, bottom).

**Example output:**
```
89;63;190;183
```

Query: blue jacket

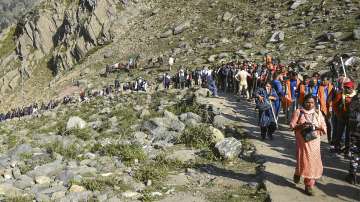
255;88;279;127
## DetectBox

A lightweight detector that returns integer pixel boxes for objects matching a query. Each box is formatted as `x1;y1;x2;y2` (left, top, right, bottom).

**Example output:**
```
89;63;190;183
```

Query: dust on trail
198;93;360;202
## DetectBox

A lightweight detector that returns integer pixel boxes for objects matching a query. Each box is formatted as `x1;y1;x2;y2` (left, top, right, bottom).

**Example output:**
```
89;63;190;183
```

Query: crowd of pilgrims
0;77;150;122
163;55;359;188
163;58;357;154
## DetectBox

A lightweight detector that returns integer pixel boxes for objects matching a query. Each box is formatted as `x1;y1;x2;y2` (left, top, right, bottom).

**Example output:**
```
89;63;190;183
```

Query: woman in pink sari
290;95;327;195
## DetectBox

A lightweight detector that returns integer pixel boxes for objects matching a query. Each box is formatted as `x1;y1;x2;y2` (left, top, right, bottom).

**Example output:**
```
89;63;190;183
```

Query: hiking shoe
293;175;300;184
305;186;315;196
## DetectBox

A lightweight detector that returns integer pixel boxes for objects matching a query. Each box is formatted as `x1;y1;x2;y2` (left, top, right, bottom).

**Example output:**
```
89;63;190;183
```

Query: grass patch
111;105;139;137
134;153;185;183
19;152;33;160
0;26;16;58
45;141;84;160
207;185;268;202
91;143;147;166
7;135;18;149
167;94;204;116
76;176;131;192
61;127;93;141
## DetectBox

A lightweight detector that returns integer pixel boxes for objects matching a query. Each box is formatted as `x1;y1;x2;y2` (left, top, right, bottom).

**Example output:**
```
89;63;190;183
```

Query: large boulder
215;137;242;160
141;111;185;146
66;116;87;130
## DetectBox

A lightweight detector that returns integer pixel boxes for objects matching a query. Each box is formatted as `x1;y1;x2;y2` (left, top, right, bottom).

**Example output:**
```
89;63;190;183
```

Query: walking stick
340;57;347;78
252;73;257;98
269;100;278;129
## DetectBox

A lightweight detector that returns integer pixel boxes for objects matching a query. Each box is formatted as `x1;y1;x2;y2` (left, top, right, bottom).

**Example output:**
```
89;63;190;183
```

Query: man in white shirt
168;57;175;71
235;67;250;99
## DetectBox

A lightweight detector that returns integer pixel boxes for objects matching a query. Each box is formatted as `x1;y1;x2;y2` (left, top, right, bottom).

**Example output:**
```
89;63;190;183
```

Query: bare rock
353;28;360;40
215;137;242;160
66;116;87;130
173;21;191;35
269;31;285;43
69;184;86;193
290;0;307;10
222;12;232;21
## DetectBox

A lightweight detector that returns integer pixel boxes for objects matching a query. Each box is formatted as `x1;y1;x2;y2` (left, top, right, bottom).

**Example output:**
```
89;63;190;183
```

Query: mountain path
198;93;360;202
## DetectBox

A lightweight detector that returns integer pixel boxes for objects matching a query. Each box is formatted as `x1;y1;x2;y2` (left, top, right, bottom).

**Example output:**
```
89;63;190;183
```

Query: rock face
14;0;118;75
66;116;87;130
215;137;242;160
141;111;186;146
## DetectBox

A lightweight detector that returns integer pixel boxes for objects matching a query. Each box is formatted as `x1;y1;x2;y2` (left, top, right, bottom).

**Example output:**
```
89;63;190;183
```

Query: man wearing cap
332;80;357;155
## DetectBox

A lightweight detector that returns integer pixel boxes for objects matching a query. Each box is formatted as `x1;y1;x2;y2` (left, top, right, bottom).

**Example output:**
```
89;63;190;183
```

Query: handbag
256;101;271;111
298;111;318;142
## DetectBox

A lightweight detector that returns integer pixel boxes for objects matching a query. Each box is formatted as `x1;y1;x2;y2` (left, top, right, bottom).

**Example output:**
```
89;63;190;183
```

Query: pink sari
290;108;327;179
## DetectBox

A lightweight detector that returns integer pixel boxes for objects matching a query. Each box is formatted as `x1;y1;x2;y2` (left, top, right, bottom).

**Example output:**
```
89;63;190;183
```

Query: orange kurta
290;109;327;179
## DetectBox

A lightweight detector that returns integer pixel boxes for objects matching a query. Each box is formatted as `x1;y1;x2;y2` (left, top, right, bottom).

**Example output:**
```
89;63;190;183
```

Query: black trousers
334;117;350;151
321;112;332;144
261;123;277;139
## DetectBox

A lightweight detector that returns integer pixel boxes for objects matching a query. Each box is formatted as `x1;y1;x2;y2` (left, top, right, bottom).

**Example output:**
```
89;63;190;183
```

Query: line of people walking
159;54;359;195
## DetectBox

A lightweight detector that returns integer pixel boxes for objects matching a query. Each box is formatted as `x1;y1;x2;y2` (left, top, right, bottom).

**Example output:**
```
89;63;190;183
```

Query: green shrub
66;128;92;141
0;26;16;58
167;95;204;117
78;176;131;192
91;143;146;166
7;135;18;149
179;125;212;149
134;162;168;183
45;141;83;160
134;153;185;183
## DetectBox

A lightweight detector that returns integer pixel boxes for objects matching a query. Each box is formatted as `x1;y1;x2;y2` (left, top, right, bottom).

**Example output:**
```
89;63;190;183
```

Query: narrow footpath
198;93;360;202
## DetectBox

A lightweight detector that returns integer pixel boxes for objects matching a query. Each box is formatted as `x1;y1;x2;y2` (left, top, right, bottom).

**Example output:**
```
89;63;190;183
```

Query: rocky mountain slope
0;87;267;201
0;0;359;201
0;0;359;111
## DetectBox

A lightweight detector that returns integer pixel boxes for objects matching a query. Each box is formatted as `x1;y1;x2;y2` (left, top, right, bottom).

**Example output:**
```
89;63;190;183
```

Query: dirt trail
198;93;360;202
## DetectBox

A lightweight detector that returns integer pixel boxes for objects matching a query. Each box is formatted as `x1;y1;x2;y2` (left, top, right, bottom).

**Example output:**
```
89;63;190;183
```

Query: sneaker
293;175;300;184
305;186;315;196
